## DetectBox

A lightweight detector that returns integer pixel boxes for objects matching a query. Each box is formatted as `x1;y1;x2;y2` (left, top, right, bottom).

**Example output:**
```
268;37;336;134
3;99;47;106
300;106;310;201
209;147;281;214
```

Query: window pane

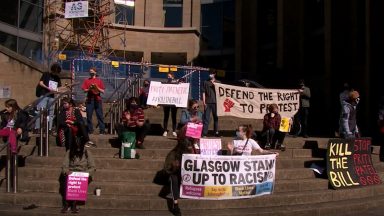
115;3;135;25
19;1;43;33
0;31;17;52
18;37;42;62
0;0;18;26
163;0;183;27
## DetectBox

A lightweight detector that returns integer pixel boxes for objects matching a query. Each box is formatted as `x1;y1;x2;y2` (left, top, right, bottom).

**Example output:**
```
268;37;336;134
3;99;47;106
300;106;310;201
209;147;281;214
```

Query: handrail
5;139;17;193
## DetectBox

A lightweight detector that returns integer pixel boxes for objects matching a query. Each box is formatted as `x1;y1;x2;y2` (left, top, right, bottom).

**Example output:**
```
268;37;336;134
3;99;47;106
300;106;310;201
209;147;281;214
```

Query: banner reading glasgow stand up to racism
326;138;381;189
180;154;276;200
214;83;300;119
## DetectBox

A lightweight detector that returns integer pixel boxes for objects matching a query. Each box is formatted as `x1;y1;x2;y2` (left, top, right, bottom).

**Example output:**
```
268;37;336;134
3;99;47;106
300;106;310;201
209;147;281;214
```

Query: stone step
22;156;327;170
46;146;317;159
7;167;318;182
8;177;330;196
1;184;384;210
1;195;384;216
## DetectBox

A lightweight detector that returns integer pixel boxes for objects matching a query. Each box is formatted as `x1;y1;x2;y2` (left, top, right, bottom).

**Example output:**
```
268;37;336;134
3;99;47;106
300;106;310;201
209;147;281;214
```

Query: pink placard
66;172;89;201
185;123;203;138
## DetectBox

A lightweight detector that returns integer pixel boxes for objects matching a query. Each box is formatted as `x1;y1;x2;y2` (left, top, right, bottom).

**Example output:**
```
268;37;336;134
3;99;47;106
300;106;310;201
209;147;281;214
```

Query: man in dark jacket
339;91;360;139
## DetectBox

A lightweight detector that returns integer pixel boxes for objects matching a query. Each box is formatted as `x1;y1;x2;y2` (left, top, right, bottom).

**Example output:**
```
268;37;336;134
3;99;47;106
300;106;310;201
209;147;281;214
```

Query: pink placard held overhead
66;172;89;201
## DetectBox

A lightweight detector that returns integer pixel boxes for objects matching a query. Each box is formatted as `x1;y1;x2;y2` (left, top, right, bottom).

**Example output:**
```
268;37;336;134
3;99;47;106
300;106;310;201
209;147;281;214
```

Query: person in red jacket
81;67;106;134
262;103;286;151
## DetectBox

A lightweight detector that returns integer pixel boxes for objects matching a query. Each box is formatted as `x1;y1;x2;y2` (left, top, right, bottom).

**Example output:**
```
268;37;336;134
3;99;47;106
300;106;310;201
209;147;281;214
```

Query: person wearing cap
339;90;360;139
295;79;311;138
35;63;62;132
81;67;106;135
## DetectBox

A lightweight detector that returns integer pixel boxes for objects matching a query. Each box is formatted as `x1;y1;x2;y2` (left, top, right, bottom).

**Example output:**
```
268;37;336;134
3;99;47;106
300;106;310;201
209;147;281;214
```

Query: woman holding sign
228;124;279;157
60;138;95;213
262;104;286;151
178;99;203;129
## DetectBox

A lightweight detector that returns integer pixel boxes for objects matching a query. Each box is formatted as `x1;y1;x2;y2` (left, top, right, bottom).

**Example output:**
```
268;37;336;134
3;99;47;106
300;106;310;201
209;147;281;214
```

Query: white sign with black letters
65;1;89;18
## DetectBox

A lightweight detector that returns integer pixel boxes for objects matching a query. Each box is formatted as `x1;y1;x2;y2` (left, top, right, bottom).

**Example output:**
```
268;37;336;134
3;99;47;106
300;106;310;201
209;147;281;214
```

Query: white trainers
172;132;177;137
163;131;168;137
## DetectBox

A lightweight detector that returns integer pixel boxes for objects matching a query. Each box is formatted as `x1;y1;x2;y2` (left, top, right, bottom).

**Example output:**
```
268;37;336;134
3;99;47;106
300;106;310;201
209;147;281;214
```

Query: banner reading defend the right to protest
214;83;300;119
180;154;276;200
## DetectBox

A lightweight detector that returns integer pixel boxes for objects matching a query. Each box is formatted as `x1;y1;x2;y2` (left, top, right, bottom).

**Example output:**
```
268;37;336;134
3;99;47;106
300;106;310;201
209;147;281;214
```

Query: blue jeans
202;103;218;136
35;96;55;130
86;100;105;133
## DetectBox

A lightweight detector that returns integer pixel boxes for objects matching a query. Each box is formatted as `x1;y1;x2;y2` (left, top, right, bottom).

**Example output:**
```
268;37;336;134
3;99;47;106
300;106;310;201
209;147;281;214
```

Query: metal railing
3;140;17;193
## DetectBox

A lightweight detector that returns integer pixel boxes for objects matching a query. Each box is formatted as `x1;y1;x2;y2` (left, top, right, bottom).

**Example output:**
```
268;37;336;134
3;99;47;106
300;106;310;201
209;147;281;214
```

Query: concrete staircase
1;111;384;215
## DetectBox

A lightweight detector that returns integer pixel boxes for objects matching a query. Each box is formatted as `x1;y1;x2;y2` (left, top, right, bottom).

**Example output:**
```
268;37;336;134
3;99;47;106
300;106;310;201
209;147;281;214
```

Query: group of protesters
1;62;382;215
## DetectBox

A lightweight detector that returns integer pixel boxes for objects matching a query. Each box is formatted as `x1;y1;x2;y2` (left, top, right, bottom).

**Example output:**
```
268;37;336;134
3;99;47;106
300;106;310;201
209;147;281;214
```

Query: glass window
19;0;43;33
163;0;183;27
0;31;17;52
18;37;42;62
0;0;18;26
115;0;135;25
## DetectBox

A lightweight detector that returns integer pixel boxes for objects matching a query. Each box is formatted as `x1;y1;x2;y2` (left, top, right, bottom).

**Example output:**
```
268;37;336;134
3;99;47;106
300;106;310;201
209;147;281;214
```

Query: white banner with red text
214;83;300;119
180;154;276;200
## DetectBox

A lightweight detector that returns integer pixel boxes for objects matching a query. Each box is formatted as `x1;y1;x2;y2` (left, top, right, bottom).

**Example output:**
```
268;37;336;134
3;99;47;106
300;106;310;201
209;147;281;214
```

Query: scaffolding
44;0;115;64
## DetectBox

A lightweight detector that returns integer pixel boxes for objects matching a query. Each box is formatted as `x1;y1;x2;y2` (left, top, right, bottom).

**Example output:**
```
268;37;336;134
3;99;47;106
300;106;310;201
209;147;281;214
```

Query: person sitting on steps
262;103;287;151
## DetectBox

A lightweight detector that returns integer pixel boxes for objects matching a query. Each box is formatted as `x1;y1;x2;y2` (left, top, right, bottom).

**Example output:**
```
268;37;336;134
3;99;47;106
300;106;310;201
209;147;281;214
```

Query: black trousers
163;106;178;132
264;128;286;147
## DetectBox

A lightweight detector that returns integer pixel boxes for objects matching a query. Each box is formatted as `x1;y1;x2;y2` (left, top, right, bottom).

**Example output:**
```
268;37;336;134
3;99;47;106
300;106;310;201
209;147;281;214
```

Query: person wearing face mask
262;104;286;151
35;63;62;133
81;67;106;135
202;71;220;137
60;135;95;213
0;99;29;153
139;79;151;108
57;98;91;150
227;124;279;157
339;91;360;139
116;97;149;149
178;99;203;130
163;72;179;137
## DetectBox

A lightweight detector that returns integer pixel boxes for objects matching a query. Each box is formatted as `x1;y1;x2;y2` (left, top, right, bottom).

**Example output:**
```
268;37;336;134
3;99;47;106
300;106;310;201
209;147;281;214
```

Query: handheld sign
147;81;190;108
199;139;221;155
66;172;89;201
326;138;381;189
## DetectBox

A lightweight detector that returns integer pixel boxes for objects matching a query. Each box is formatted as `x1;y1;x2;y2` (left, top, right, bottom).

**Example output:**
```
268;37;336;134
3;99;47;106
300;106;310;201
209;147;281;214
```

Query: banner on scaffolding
65;1;89;18
180;154;276;200
147;81;189;107
214;83;300;119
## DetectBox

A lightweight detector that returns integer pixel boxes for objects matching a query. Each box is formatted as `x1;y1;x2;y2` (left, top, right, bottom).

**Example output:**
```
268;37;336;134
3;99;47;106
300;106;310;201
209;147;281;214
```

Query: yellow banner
111;61;119;67
159;66;169;73
58;54;66;60
170;66;178;72
279;117;291;132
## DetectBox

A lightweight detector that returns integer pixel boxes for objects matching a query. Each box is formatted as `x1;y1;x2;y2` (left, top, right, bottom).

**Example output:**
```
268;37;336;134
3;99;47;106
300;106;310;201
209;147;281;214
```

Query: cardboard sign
199;139;222;155
66;172;89;201
326;138;381;189
147;81;189;107
279;117;291;132
65;1;89;18
214;83;300;119
180;154;276;200
185;123;203;139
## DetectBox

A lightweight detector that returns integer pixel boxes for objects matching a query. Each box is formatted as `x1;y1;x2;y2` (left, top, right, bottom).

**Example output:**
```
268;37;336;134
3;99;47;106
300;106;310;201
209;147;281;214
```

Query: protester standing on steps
228;124;279;157
202;71;220;137
0;99;29;153
60;137;95;214
35;63;62;133
81;67;106;135
57;97;91;150
339;90;360;139
162;72;179;137
163;129;197;216
294;79;311;138
262;104;286;151
139;79;150;109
